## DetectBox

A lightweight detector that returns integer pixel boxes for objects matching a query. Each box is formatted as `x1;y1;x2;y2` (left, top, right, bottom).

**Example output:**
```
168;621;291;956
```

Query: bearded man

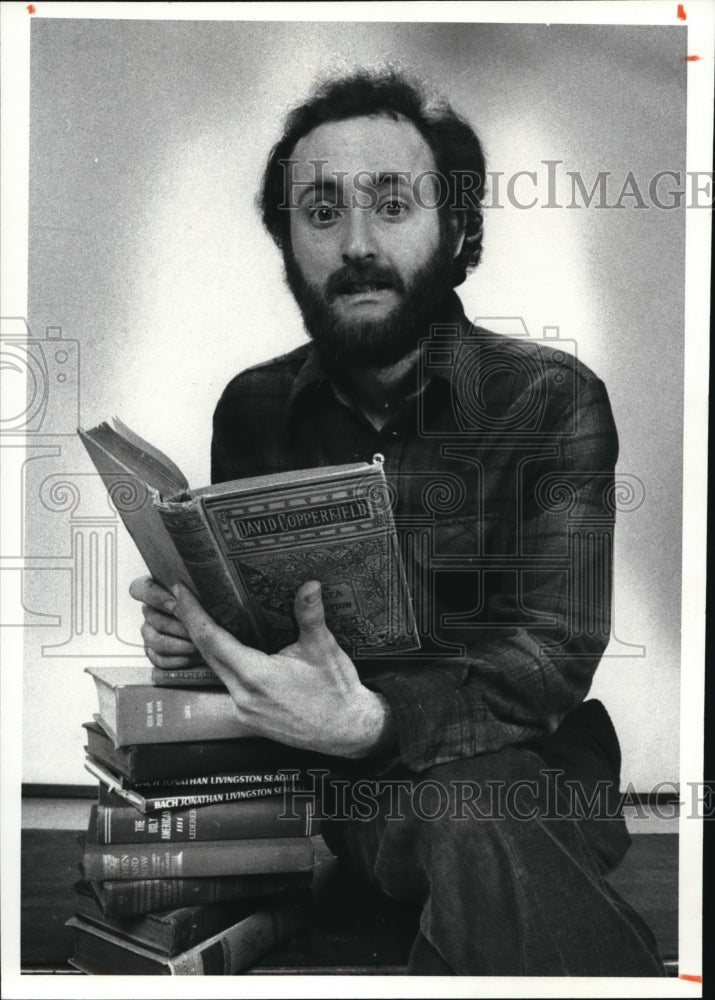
130;68;664;977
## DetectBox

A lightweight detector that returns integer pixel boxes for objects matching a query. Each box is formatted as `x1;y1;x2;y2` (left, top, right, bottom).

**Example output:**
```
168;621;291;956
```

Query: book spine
96;795;314;843
154;497;264;646
98;781;298;814
151;667;224;688
113;686;250;744
82;836;315;880
85;727;308;782
95;872;312;919
116;769;301;790
168;897;310;974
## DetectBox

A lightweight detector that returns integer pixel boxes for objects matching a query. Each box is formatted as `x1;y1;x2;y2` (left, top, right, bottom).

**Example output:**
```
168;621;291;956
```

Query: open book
79;419;418;656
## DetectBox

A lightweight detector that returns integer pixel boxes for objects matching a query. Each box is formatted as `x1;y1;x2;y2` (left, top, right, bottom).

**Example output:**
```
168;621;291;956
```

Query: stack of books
68;665;317;975
69;418;419;973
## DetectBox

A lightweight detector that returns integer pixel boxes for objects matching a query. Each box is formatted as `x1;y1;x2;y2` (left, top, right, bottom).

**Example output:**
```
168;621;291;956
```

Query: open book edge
80;416;380;504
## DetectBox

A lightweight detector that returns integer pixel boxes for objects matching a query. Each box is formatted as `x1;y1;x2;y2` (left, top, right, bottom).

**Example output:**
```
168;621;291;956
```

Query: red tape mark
677;3;687;18
685;55;703;61
26;3;36;12
679;974;703;982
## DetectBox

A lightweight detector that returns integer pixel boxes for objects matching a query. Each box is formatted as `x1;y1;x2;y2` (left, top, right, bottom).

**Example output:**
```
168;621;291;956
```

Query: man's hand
129;576;203;668
129;575;395;759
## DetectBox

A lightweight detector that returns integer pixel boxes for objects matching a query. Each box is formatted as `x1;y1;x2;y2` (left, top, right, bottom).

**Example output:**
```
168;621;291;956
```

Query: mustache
325;264;405;299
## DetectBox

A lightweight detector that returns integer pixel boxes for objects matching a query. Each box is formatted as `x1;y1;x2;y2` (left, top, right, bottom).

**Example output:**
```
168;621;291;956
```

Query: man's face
284;114;460;369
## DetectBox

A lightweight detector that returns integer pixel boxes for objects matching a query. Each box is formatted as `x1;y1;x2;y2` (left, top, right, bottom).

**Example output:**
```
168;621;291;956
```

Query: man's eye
309;206;339;225
379;200;408;218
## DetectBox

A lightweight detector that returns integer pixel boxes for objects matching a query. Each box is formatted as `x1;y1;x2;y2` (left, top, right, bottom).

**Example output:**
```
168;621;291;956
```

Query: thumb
294;581;334;651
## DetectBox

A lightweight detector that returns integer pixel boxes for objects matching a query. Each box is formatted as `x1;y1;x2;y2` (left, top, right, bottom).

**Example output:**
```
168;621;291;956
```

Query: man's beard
282;226;457;369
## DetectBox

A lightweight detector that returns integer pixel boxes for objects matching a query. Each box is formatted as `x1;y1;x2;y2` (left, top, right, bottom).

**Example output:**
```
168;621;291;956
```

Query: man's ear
449;213;466;259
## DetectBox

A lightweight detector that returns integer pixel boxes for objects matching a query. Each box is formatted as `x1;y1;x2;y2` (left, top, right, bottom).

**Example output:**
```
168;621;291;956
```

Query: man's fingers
140;619;199;657
142;604;192;640
129;575;178;616
144;646;204;670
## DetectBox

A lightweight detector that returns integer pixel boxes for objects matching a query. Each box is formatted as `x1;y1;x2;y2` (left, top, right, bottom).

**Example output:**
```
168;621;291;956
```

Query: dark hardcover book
72;880;262;955
79;418;418;658
82;836;315;881
67;892;311;974
86;871;312;919
83;719;314;782
87;757;302;813
89;754;303;790
95;793;316;843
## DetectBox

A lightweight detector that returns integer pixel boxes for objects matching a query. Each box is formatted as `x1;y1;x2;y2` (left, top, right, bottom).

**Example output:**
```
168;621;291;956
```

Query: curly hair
259;67;486;287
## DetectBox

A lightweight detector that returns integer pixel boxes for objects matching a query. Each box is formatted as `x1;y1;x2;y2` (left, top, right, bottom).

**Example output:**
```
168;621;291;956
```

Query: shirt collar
285;292;473;419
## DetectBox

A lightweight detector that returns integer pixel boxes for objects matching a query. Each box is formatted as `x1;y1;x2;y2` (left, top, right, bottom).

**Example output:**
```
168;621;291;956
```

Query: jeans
320;705;666;976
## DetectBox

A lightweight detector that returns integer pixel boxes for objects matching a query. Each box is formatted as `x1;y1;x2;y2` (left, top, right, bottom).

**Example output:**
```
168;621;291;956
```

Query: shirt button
391;431;399;438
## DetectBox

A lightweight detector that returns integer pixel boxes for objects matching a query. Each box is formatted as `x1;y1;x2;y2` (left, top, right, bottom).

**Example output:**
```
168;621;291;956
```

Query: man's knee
416;746;548;827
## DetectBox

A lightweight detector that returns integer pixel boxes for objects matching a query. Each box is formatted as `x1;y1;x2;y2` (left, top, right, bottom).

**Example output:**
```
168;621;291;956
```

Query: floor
19;797;679;975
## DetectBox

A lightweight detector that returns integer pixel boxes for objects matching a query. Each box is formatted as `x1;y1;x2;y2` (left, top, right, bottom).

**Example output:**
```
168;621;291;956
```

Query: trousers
320;703;665;976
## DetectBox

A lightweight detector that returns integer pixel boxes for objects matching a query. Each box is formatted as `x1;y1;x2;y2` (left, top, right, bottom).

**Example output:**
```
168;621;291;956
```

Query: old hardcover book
86;666;255;745
87;758;302;813
82;836;315;882
72;881;261;955
95;793;316;843
67;893;311;974
86;872;313;919
83;720;315;782
79;418;418;657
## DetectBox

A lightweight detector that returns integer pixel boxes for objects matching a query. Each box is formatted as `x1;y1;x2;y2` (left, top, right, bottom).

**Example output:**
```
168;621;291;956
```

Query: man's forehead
289;114;436;183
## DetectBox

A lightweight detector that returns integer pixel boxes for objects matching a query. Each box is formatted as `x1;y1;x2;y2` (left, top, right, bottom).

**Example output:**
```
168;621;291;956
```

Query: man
131;68;664;976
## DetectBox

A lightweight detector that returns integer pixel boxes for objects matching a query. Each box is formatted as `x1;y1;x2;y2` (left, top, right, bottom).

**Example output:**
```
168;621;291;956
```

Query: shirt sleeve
366;374;620;773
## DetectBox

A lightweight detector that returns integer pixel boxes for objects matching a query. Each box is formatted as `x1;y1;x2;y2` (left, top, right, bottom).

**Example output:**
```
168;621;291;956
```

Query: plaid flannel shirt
212;294;618;773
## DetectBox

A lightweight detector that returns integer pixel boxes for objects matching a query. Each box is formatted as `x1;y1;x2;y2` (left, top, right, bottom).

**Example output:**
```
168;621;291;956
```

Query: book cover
67;893;311;974
86;871;313;919
72;881;260;955
85;666;253;745
79;419;418;657
95;793;316;843
83;719;315;782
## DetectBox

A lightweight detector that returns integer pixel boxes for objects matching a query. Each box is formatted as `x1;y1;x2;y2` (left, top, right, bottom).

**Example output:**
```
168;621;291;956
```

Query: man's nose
341;209;377;263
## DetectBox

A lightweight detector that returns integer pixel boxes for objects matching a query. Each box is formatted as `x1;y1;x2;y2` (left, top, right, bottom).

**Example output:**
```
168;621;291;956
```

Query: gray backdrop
22;18;685;789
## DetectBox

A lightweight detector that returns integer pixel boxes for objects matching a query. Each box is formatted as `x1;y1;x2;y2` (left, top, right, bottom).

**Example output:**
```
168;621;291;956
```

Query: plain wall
21;18;685;788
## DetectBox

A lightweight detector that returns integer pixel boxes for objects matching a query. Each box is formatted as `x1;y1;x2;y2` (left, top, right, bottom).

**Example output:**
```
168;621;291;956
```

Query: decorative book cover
79;419;419;658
